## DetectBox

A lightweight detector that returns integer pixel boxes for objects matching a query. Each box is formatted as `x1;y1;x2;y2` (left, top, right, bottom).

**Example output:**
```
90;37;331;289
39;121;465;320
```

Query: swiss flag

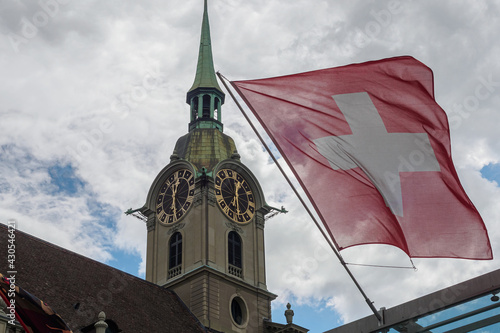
0;273;73;333
232;56;492;259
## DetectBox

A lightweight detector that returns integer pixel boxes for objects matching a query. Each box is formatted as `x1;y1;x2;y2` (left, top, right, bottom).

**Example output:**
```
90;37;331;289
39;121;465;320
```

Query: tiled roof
174;129;237;173
0;224;206;332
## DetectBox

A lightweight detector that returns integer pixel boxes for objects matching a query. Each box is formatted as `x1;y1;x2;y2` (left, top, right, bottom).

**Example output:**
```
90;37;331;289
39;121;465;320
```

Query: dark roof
0;224;206;332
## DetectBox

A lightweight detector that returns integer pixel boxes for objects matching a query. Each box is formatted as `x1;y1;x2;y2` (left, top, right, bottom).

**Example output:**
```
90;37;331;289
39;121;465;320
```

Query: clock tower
140;1;277;332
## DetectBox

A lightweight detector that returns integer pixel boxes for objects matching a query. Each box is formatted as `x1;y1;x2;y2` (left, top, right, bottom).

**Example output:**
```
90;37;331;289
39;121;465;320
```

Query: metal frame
325;269;500;333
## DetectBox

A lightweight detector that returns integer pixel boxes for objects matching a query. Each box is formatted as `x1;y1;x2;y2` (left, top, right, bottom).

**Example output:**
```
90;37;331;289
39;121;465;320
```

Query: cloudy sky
1;0;500;332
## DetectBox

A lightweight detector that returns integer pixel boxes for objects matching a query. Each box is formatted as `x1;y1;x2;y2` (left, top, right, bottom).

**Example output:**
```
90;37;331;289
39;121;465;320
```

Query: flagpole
217;72;383;322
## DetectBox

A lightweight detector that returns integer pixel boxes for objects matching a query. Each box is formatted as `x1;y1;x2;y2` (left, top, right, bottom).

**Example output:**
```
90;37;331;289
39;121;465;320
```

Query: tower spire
186;0;225;132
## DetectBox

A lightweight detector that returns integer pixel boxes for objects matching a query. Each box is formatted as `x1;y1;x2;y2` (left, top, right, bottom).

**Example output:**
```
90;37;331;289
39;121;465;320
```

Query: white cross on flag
231;56;492;259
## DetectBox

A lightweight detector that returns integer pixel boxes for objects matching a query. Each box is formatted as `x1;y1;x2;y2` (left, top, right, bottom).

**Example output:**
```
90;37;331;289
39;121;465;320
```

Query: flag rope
217;71;383;323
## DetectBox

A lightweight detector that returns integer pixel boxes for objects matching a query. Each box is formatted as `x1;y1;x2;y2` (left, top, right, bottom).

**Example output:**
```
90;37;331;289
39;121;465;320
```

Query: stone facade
142;158;276;332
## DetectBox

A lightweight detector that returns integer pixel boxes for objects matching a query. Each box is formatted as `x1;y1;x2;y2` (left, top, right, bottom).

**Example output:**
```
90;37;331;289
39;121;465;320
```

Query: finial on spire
187;0;223;95
186;0;225;132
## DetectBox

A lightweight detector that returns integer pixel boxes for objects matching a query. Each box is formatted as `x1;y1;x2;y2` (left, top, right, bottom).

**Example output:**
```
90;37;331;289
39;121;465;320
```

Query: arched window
228;231;242;269
169;232;182;270
191;97;199;121
214;97;221;121
202;94;211;118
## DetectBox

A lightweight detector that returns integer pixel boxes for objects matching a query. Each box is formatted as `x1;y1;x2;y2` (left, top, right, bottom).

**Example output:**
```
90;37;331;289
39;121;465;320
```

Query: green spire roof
187;0;223;94
174;0;235;172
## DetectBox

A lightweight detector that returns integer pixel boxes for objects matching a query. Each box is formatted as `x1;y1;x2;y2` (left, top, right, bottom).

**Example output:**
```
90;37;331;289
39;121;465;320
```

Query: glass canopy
379;291;500;333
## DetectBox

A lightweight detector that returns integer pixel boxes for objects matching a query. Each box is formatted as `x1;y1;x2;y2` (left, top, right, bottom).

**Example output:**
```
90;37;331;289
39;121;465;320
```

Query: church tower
140;2;277;332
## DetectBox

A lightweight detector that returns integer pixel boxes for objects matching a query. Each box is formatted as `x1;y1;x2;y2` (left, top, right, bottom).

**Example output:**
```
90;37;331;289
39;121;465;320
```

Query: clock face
156;169;195;224
215;169;255;223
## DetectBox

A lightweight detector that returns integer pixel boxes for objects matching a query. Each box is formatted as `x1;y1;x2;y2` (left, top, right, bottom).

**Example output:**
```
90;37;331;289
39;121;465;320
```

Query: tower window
168;232;182;278
202;94;211;118
228;231;242;269
192;97;199;121
231;299;243;325
230;296;248;327
214;97;220;120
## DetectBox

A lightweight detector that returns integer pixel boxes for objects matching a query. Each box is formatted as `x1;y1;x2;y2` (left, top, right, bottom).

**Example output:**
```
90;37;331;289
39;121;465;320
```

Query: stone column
94;311;108;333
284;303;294;324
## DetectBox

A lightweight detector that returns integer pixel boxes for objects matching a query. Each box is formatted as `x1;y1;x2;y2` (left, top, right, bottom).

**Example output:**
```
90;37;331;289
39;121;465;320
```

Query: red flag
232;56;492;259
0;273;73;333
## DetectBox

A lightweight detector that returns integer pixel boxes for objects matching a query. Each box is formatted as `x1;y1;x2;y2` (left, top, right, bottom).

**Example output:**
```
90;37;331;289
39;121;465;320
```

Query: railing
228;264;243;278
168;265;182;279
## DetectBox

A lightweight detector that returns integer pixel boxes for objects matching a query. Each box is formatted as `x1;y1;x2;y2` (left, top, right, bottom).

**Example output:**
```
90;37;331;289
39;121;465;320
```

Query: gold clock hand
171;179;180;216
171;195;176;215
230;181;239;208
172;179;180;196
234;181;241;214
